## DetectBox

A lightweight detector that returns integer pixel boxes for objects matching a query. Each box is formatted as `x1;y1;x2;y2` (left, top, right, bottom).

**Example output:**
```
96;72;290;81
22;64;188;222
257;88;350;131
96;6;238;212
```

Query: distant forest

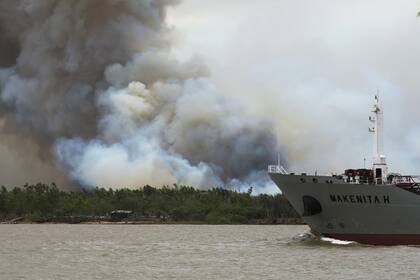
0;184;301;224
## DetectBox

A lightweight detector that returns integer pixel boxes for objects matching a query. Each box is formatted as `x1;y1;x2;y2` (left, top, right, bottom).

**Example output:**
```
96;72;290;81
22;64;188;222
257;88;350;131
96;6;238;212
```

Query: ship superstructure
269;96;420;245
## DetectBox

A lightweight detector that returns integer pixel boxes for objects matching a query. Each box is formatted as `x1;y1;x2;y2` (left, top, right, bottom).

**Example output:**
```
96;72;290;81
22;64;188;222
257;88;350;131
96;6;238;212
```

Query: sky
168;0;420;176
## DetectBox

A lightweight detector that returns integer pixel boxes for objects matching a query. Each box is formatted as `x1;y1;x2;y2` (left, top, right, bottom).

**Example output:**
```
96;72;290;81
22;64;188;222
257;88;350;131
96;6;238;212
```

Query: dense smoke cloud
170;0;420;176
0;0;280;190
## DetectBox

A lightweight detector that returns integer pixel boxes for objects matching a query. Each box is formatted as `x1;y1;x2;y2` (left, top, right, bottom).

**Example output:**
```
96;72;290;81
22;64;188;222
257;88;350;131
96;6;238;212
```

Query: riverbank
1;216;304;225
0;184;302;225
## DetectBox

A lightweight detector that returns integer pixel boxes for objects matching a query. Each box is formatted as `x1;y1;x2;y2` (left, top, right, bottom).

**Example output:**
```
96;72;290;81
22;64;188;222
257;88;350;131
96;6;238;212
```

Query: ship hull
269;173;420;245
324;233;420;245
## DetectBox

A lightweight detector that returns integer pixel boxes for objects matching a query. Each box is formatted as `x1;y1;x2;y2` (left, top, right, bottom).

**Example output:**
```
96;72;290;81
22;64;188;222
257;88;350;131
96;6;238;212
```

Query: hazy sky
168;0;420;175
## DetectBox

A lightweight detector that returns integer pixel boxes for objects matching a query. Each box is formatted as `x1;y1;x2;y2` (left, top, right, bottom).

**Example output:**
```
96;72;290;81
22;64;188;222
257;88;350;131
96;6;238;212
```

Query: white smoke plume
0;0;281;190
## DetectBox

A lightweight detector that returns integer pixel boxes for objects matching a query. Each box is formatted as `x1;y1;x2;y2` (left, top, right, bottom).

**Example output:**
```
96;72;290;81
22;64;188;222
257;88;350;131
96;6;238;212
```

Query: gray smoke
0;0;281;189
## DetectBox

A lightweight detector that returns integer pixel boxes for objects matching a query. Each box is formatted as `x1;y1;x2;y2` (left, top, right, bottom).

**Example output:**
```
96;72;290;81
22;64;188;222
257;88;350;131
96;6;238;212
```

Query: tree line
0;183;301;224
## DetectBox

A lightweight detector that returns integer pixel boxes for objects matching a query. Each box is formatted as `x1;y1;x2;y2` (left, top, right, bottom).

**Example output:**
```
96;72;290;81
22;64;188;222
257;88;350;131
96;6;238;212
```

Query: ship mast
369;94;388;184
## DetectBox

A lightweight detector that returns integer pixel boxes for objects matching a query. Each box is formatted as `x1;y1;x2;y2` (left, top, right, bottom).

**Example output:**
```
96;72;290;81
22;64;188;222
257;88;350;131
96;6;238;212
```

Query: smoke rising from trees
0;0;281;190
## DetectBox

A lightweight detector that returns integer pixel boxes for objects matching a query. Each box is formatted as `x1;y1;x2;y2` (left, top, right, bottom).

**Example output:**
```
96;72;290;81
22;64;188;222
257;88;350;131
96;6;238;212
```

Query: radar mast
369;94;388;184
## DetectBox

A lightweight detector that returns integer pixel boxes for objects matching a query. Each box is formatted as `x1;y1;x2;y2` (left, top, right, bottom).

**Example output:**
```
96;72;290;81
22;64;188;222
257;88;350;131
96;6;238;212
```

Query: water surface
0;225;418;279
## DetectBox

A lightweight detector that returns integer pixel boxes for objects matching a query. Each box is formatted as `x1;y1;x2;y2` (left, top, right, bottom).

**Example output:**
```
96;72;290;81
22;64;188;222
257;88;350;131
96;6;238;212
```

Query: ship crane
369;94;388;184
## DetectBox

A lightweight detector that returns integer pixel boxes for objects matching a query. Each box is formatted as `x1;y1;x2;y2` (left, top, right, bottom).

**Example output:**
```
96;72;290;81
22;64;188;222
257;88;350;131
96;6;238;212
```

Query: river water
0;224;419;279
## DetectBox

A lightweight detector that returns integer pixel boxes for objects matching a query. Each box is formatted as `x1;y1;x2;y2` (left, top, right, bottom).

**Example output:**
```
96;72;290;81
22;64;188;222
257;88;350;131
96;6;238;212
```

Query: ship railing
392;175;420;185
268;165;288;174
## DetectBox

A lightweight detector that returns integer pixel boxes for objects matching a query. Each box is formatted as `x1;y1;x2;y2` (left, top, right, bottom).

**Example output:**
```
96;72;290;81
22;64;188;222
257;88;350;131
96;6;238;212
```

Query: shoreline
0;185;301;225
1;217;304;225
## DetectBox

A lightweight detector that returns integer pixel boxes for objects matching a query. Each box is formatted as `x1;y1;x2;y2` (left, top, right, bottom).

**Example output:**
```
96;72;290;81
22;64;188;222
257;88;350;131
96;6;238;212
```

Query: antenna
371;92;383;161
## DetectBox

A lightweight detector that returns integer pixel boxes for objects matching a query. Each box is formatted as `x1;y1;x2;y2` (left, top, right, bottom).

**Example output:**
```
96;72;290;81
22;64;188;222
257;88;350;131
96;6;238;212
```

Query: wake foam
290;231;359;246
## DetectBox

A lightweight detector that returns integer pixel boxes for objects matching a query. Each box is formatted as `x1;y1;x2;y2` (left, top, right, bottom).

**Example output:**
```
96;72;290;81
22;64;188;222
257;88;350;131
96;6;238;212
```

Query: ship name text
329;194;390;204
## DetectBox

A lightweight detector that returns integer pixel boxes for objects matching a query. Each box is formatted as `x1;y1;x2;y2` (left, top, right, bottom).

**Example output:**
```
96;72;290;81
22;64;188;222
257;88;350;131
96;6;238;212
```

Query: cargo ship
269;96;420;245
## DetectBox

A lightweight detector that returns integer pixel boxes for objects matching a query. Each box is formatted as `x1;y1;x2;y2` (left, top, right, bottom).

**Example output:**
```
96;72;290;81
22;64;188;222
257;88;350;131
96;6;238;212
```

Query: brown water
0;224;419;279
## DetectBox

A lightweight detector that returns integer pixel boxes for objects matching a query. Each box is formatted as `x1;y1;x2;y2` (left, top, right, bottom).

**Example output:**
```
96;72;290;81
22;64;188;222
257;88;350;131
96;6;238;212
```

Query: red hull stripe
324;233;420;245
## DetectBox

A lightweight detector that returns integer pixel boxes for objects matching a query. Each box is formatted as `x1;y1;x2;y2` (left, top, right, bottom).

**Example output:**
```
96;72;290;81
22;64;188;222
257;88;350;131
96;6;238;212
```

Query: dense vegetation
0;183;301;224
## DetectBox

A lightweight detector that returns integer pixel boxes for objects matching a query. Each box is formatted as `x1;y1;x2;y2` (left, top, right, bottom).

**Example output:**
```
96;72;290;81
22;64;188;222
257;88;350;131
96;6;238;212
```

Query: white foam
321;237;354;245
